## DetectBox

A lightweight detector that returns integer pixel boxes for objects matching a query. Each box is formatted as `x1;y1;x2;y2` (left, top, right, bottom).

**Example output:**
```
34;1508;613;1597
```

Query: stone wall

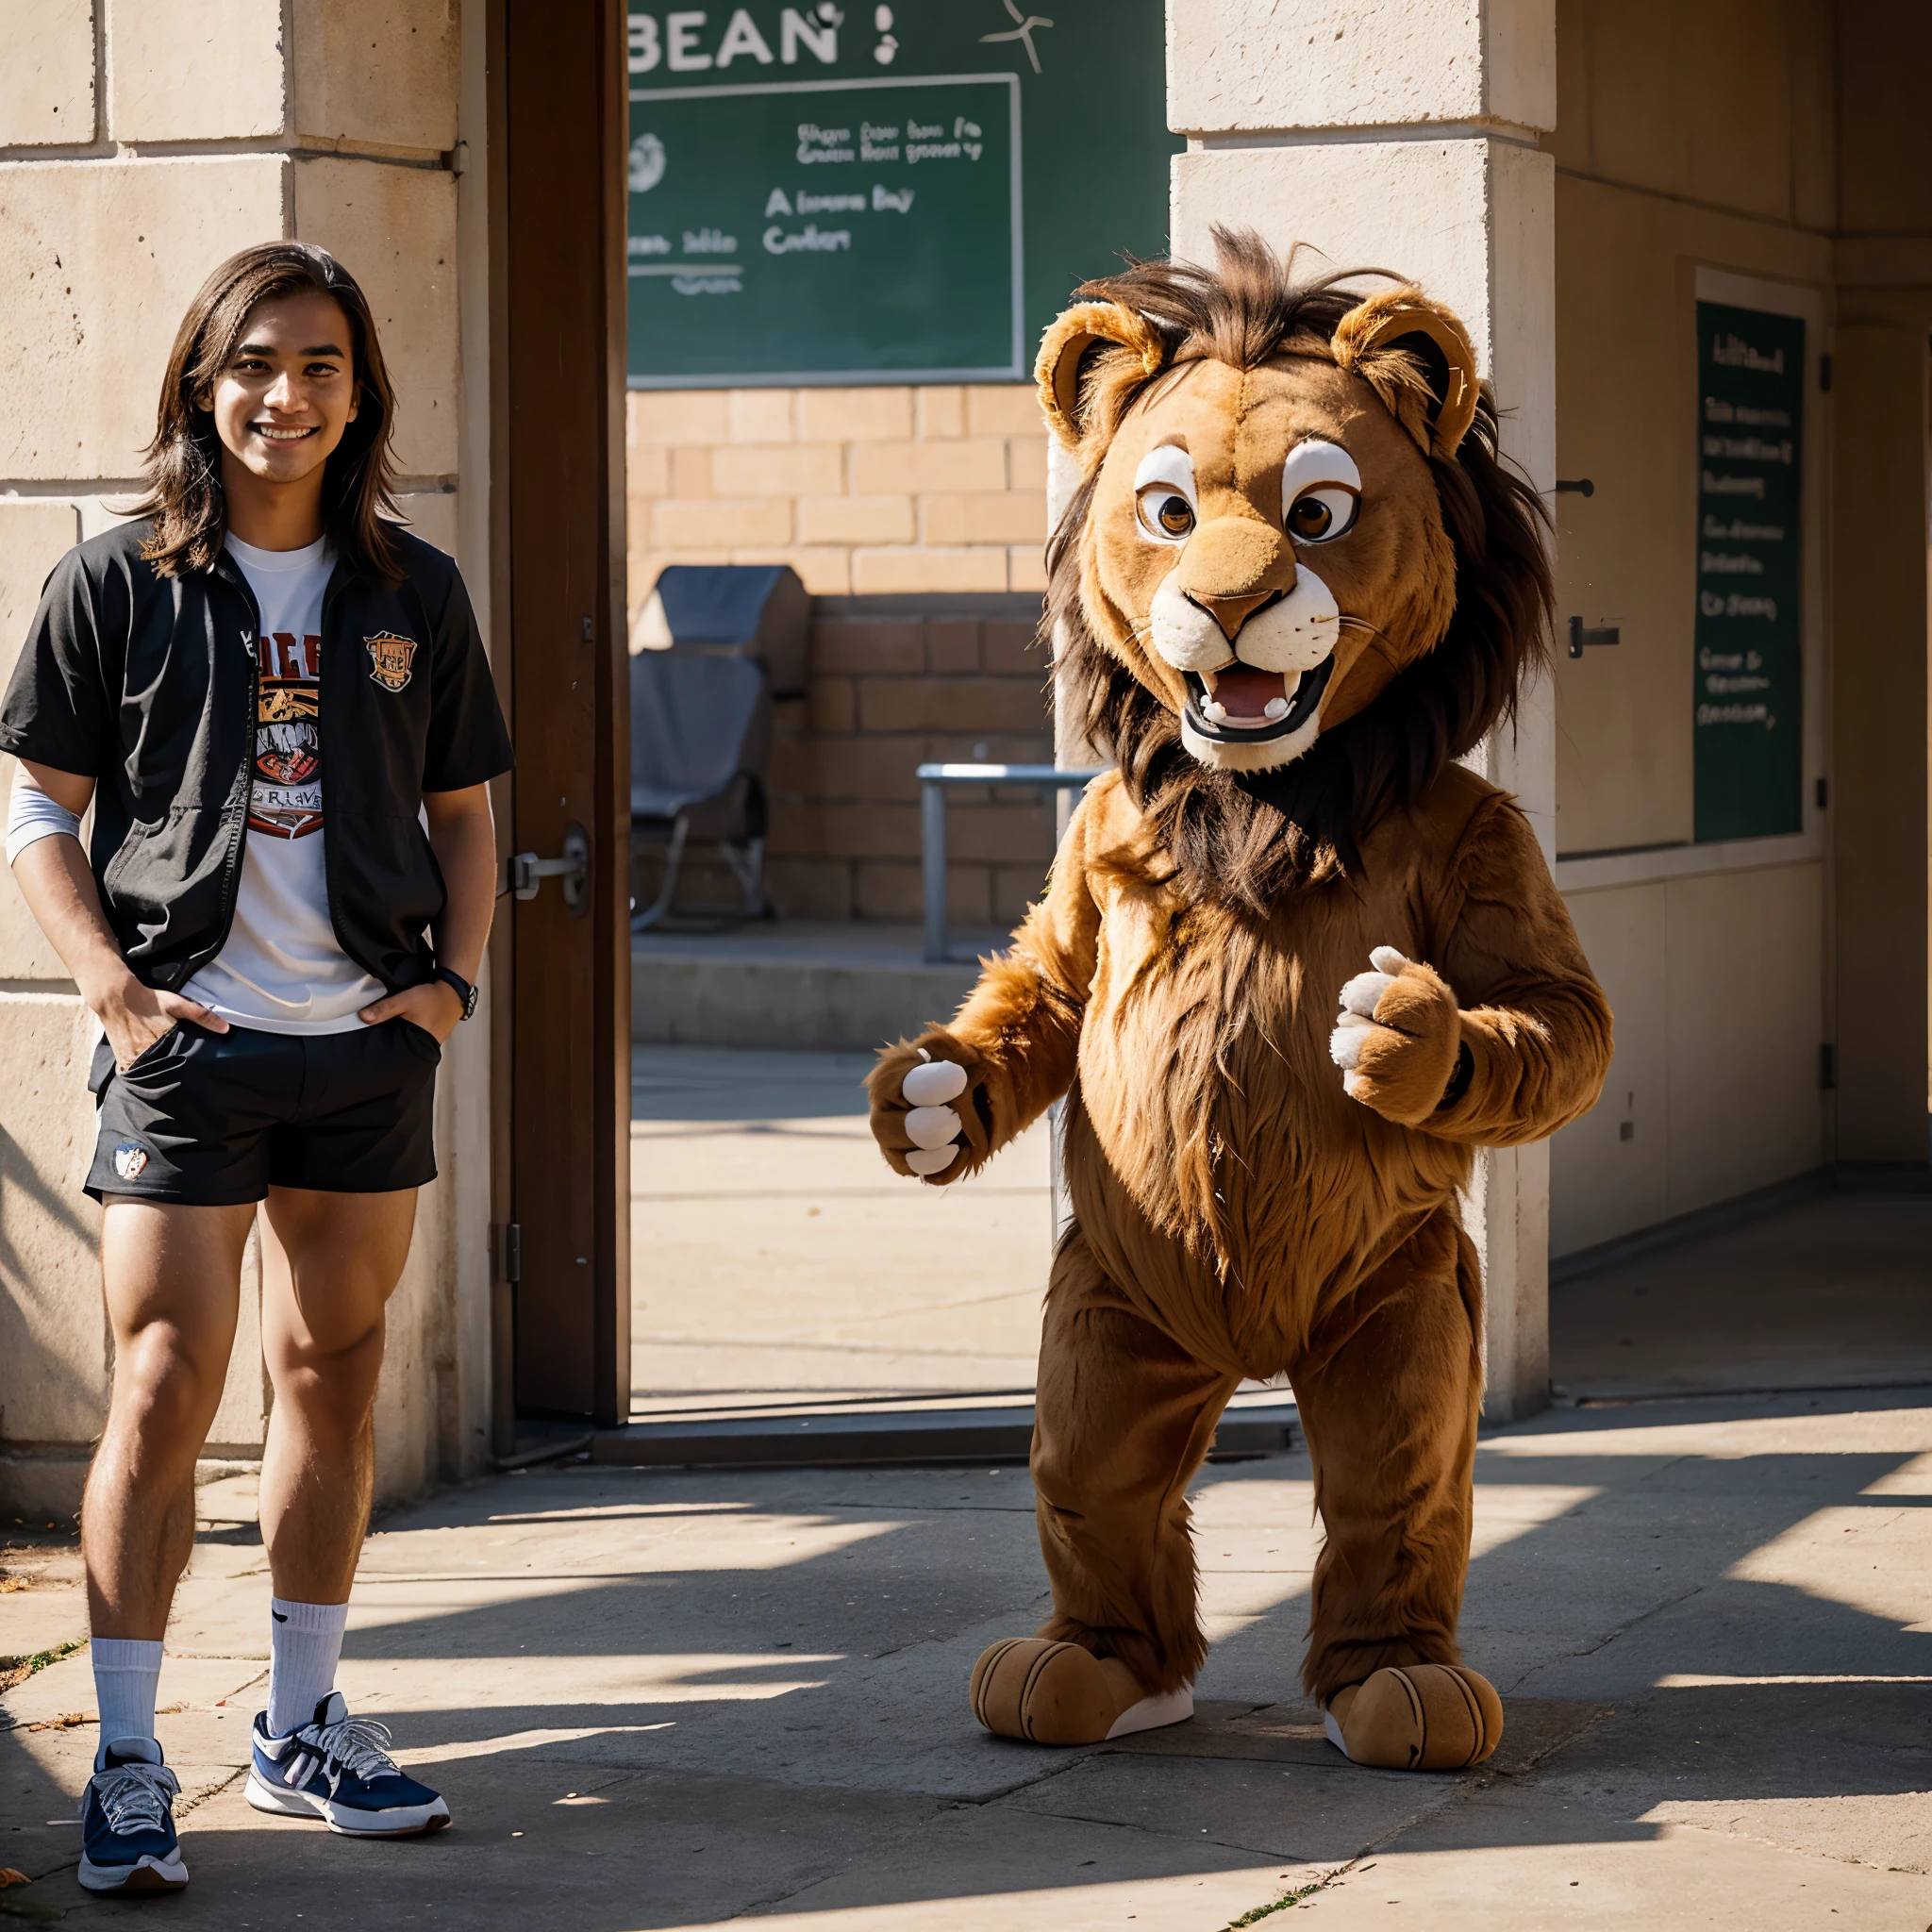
0;0;489;1514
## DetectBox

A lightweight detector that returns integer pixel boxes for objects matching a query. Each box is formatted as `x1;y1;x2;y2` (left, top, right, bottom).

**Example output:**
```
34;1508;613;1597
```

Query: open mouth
1182;657;1335;743
253;424;319;443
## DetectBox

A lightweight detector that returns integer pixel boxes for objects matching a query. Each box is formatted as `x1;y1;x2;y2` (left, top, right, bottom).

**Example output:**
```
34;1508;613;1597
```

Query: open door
488;0;631;1434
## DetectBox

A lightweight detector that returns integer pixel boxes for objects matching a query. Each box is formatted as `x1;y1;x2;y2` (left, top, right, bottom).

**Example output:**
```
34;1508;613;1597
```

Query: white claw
906;1145;960;1176
905;1105;963;1151
1339;970;1394;1020
1329;1015;1373;1070
903;1059;968;1107
1370;945;1412;976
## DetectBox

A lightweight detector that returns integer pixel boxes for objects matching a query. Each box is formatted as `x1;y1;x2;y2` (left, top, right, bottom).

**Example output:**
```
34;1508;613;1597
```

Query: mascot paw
1324;1665;1504;1771
969;1639;1193;1745
868;1032;985;1182
1329;945;1467;1126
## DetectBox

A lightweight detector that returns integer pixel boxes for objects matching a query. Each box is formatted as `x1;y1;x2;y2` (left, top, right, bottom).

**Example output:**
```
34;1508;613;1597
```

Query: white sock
267;1598;351;1736
92;1637;163;1759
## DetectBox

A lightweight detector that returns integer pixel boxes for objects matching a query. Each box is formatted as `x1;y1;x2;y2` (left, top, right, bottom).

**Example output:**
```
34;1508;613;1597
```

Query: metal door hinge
1568;616;1620;659
502;1223;522;1283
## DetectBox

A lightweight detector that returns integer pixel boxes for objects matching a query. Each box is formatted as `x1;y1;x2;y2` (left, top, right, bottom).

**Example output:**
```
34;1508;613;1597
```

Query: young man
1;242;512;1893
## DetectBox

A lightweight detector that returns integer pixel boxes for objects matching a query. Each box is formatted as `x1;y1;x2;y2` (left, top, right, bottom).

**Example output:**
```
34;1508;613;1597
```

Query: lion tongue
1208;664;1289;719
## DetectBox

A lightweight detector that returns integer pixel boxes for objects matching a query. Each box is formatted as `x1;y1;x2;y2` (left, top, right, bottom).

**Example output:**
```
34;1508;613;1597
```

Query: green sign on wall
1692;300;1806;842
625;3;1176;387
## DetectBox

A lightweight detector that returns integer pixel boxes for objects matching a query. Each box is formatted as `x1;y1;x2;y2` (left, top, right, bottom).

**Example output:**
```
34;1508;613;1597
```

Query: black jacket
0;518;513;994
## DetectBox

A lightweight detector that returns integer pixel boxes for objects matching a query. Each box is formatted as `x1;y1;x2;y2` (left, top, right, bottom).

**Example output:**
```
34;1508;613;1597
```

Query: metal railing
916;762;1108;963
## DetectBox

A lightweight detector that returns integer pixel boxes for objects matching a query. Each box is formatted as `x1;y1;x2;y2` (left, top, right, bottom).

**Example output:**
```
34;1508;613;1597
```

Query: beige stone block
0;992;106;1443
654;497;791;547
710;441;841;497
1169;0;1555;135
1008;434;1050;491
670;445;712;497
1008;543;1049;594
0;158;288;478
797;494;913;545
1173;141;1524;377
849;438;1008;495
922;490;1048;545
799;385;911;442
0;1;95;145
291;0;458;153
917;386;966;439
965;385;1043;437
851;548;1010;595
293;157;458;474
728;389;793;442
393;489;457;558
725;546;850;596
627;443;671;497
111;0;285;142
633;388;730;445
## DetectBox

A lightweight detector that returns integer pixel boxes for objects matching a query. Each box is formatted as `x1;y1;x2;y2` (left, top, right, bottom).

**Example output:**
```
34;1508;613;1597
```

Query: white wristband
6;766;83;866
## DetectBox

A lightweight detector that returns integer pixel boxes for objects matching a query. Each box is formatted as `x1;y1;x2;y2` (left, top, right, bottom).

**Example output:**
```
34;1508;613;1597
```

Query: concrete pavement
4;1386;1930;1926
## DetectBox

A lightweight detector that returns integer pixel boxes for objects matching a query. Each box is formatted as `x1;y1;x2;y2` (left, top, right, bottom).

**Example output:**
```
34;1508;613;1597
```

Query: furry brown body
869;234;1612;1752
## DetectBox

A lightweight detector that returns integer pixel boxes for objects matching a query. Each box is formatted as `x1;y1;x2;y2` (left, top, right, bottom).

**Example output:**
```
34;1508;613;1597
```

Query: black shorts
87;1019;440;1206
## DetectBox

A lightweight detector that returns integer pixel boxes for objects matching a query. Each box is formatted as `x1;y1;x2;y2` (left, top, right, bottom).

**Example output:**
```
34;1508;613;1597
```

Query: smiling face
206;290;360;493
1079;353;1458;774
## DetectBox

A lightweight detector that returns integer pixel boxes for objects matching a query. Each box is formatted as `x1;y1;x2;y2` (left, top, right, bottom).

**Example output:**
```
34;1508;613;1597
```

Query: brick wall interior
625;384;1051;602
626;381;1060;928
639;594;1056;930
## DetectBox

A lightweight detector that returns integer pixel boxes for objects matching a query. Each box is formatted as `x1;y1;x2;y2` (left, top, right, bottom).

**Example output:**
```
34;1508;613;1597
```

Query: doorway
488;0;632;1442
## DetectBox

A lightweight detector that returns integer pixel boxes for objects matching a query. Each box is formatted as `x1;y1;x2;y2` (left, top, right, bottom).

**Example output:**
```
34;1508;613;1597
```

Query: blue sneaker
245;1690;451;1837
79;1736;189;1893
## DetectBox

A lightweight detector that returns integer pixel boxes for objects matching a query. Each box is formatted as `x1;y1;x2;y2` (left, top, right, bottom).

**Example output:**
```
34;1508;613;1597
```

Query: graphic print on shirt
251;631;324;839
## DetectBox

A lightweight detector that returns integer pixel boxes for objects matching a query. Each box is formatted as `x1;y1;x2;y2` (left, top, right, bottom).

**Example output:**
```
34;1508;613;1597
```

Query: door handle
511;822;590;914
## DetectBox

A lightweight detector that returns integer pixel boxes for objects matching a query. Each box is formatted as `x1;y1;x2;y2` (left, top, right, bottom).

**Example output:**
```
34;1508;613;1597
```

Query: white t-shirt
182;534;387;1034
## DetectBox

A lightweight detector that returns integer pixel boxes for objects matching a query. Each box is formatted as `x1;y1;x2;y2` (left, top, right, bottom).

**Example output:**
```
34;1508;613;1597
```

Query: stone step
631;921;1004;1051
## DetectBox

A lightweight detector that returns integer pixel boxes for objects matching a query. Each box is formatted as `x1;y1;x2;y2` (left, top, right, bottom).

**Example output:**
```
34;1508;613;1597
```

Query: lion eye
1137;487;1195;542
1287;484;1357;542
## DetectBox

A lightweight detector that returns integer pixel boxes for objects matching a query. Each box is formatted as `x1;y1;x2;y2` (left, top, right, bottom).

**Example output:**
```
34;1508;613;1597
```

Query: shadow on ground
5;1384;1929;1927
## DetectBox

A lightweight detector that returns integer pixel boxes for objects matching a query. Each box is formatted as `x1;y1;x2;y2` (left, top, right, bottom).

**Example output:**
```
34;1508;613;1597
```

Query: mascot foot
1323;1665;1504;1771
970;1639;1193;1745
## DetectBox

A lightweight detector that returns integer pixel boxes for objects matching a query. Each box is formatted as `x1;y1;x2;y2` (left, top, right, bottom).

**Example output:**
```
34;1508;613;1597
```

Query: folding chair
628;649;774;931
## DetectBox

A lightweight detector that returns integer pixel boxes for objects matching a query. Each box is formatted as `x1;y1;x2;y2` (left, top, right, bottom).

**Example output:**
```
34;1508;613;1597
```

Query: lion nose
1175;516;1297;641
1190;588;1280;641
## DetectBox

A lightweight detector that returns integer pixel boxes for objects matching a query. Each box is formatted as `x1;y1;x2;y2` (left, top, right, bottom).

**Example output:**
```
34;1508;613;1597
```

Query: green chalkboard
1692;301;1806;842
625;3;1177;386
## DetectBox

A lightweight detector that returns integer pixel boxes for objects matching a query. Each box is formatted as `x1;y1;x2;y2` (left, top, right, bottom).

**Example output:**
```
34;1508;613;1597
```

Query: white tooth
1263;697;1289;721
1203;701;1228;724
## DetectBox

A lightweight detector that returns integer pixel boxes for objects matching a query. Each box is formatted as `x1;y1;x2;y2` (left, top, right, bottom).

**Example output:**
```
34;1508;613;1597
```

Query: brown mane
1045;229;1554;910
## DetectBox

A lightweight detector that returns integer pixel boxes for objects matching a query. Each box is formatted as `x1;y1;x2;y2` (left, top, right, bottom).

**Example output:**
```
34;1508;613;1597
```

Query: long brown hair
133;242;405;584
1049;231;1554;908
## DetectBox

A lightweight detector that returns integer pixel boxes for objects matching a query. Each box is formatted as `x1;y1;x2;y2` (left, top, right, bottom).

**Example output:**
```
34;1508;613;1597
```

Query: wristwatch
434;966;478;1022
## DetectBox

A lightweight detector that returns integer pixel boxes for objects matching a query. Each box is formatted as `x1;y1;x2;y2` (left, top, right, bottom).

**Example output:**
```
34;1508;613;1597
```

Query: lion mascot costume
867;230;1612;1773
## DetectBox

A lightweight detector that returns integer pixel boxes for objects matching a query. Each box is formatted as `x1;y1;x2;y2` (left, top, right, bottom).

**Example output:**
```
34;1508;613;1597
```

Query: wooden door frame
485;0;632;1447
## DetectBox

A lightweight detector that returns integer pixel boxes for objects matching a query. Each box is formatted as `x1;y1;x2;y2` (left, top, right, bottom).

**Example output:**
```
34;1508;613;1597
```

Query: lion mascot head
1041;227;1554;905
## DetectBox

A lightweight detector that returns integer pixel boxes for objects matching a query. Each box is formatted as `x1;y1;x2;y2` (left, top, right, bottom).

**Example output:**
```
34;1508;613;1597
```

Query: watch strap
434;966;477;1021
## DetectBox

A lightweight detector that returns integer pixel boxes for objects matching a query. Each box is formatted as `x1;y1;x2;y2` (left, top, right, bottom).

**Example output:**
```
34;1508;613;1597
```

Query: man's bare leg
84;1200;258;1639
257;1184;417;1630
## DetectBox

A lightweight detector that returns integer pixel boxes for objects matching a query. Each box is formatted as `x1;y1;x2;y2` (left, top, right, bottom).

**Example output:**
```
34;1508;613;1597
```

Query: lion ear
1035;299;1167;450
1331;288;1480;461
